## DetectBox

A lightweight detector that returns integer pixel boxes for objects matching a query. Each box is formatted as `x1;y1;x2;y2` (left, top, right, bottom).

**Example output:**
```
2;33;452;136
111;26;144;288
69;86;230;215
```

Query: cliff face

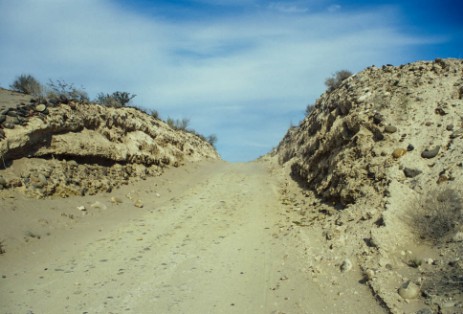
276;58;463;208
274;59;463;313
0;90;219;197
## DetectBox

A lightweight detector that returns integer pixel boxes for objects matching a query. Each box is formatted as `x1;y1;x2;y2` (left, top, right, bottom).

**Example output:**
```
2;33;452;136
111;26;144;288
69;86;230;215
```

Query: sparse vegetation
409;186;463;243
46;79;89;102
167;117;190;131
305;104;315;116
207;134;218;147
10;74;42;96
96;91;136;107
149;109;160;120
325;70;353;92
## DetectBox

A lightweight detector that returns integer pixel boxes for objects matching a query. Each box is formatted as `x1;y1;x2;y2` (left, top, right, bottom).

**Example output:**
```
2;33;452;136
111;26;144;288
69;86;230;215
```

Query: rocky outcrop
276;58;463;207
0;92;219;197
275;58;463;313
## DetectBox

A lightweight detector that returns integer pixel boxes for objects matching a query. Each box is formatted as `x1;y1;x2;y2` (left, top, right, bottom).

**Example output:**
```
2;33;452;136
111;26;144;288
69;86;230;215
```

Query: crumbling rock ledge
0;97;219;197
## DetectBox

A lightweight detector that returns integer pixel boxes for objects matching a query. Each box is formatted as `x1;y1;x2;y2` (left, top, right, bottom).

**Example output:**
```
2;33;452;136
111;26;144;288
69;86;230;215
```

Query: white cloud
0;0;438;161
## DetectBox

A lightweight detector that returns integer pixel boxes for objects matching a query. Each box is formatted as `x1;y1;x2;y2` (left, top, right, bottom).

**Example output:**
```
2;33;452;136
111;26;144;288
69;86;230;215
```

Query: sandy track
1;161;385;313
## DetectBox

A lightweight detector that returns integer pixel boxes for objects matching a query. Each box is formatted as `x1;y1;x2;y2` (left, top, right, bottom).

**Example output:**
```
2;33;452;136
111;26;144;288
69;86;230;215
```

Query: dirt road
1;161;385;313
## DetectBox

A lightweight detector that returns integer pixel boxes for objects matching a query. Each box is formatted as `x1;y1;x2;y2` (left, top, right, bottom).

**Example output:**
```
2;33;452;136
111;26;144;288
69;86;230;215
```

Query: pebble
364;269;375;280
421;146;440;159
35;104;47;112
384;125;397;133
340;259;353;272
134;199;144;208
398;280;420;299
77;205;86;211
392;148;407;159
451;231;463;242
111;196;123;204
0;176;7;187
403;167;422;178
416;308;433;314
90;201;107;210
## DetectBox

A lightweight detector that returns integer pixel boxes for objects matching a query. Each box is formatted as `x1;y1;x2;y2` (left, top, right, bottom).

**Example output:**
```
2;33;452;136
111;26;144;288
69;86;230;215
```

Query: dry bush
409;186;463;243
10;74;43;96
325;70;352;92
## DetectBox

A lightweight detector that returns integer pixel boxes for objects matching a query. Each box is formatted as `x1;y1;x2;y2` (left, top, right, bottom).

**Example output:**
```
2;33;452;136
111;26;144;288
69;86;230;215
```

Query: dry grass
409;185;463;243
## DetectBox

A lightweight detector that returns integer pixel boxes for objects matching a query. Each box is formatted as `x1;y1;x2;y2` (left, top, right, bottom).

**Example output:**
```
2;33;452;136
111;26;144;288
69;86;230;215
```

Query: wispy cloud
0;0;443;161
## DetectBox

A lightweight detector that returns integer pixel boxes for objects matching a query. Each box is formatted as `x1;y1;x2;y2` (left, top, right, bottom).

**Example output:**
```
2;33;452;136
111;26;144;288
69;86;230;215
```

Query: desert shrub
305;104;315;116
325;70;352;92
166;117;190;131
46;79;89;102
10;74;43;96
207;134;218;147
96;91;136;108
409;186;463;243
149;109;160;120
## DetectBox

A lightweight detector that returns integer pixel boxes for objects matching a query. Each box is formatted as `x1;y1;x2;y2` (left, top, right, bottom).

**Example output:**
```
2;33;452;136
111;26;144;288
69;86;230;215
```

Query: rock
450;129;463;139
77;205;86;211
0;115;6;123
392;148;407;159
384;125;397;133
398;281;420;299
435;107;447;115
35;104;47;112
364;269;375;280
416;308;433;314
373;112;383;124
446;124;454;131
451;231;463;242
111;196;123;204
404;167;422;178
340;259;353;272
407;144;415;151
3;122;15;129
421;146;440;159
0;176;7;187
90;201;107;210
134;199;144;208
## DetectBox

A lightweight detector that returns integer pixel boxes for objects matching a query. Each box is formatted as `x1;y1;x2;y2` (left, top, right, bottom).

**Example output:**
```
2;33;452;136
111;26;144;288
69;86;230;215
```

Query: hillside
0;88;219;198
274;58;463;313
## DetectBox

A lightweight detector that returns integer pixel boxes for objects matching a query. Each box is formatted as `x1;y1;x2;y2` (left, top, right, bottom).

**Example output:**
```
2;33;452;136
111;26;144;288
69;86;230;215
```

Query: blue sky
1;0;462;161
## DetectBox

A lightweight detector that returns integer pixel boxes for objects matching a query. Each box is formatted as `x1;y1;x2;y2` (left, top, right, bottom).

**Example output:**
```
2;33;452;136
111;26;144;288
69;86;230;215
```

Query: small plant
166;117;190;131
409;186;463;243
46;79;89;102
96;91;136;107
10;74;43;96
325;70;352;92
149;109;160;120
408;257;423;268
207;134;218;147
305;104;315;116
0;240;5;254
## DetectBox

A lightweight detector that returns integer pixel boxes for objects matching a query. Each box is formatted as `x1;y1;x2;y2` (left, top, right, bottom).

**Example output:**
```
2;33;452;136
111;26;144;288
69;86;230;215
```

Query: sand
0;160;385;313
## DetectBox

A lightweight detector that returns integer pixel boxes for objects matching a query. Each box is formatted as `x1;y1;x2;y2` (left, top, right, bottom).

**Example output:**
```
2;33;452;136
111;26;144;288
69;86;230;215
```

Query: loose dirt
0;160;385;313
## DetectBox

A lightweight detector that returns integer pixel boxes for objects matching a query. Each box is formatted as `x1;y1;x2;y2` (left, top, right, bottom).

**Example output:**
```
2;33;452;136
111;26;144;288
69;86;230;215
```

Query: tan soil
0;160;385;313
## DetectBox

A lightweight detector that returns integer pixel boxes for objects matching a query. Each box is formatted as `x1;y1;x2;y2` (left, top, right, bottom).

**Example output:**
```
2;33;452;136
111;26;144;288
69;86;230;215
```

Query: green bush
10;74;42;96
96;91;136;108
325;70;352;92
